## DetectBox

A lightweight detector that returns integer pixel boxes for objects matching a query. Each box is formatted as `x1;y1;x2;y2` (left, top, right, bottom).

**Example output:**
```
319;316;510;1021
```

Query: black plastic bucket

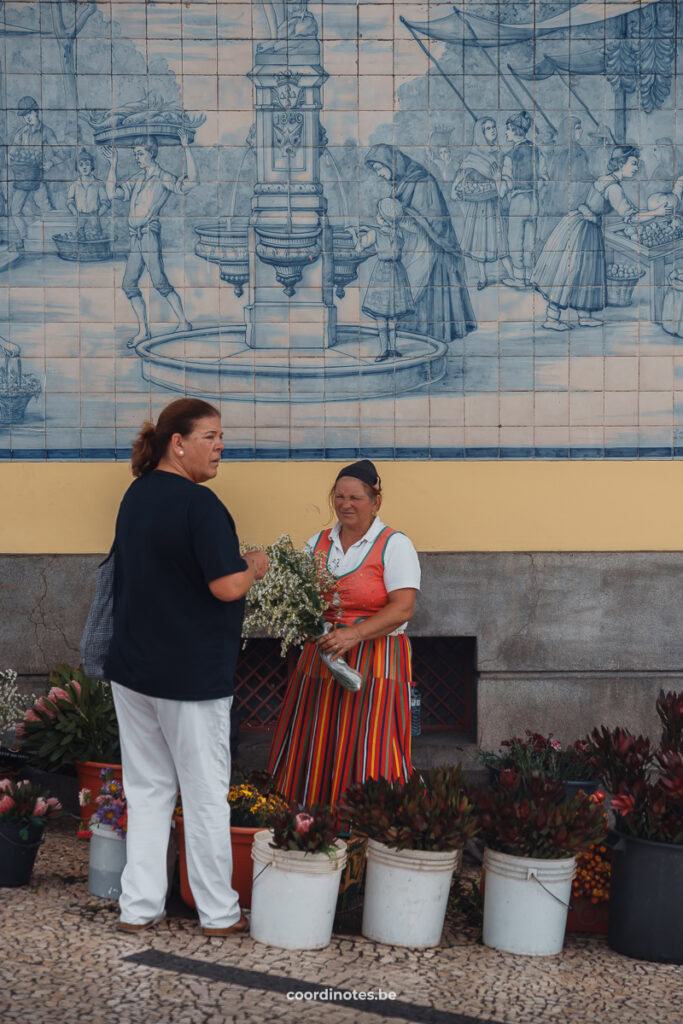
608;829;683;964
564;780;600;801
0;821;44;887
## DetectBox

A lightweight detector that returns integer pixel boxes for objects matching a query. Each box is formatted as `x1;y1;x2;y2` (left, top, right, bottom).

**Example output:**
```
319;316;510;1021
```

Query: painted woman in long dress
365;144;476;343
532;146;661;331
451;117;513;290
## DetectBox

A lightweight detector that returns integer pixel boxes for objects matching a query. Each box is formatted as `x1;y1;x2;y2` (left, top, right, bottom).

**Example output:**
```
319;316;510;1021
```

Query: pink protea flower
0;778;11;791
33;798;48;817
69;680;82;697
0;795;16;815
14;722;25;739
47;686;70;703
25;709;40;722
35;697;56;719
46;797;61;811
295;812;314;835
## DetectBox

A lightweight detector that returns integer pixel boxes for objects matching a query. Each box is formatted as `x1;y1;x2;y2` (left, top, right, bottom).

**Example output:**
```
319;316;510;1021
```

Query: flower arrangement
267;801;339;856
478;730;595;783
0;668;35;739
16;664;121;771
473;770;607;859
227;781;289;828
0;777;61;840
174;773;288;829
341;766;479;852
573;844;611;905
79;767;127;838
241;535;338;657
657;689;683;752
586;727;683;844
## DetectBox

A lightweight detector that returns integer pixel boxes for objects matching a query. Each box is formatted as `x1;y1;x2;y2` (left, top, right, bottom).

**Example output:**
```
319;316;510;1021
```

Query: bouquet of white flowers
241;535;362;692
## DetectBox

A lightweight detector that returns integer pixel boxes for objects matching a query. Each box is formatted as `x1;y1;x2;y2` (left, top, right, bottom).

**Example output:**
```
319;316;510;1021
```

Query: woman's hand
317;625;362;660
244;549;269;579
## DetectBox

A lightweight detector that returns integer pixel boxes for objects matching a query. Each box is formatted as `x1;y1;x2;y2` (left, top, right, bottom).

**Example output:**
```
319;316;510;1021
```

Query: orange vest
314;526;398;627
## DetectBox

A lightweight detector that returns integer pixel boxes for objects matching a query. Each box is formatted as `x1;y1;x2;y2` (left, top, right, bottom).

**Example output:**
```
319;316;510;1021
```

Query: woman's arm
208;549;269;602
317;588;417;658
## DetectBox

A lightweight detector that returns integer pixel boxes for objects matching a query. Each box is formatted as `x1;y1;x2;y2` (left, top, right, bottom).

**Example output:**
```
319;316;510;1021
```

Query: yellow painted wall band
0;461;679;554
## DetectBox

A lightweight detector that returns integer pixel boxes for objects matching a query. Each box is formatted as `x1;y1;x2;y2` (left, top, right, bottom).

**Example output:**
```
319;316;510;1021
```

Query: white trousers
111;682;240;929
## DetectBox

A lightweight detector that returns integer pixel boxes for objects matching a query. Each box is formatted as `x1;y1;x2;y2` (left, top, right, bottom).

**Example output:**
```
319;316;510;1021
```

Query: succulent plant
473;771;607;859
340;766;479;852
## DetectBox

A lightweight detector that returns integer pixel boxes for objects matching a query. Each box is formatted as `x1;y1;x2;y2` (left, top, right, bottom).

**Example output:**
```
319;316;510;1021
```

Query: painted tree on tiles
46;0;97;110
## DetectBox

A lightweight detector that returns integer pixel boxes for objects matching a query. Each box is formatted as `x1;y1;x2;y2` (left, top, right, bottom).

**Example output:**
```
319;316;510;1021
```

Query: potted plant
79;767;127;900
0;668;34;775
585;689;683;964
174;773;288;910
250;802;346;950
474;771;607;956
16;664;121;825
566;823;611;935
0;777;62;887
479;730;600;798
341;766;478;948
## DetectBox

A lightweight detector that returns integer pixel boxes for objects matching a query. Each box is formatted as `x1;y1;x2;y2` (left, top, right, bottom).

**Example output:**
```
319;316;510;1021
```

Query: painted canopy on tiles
509;50;610;79
402;1;661;47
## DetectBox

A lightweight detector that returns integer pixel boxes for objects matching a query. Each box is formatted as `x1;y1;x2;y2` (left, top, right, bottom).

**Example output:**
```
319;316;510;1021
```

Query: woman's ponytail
131;421;161;478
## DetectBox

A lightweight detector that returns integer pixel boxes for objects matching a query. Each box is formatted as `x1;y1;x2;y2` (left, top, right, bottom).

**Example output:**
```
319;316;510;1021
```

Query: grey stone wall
2;552;679;748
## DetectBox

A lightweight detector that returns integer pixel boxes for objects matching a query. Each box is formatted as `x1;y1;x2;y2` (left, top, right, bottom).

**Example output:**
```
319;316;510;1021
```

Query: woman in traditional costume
532;145;660;330
365;143;476;343
267;460;421;807
451;117;513;290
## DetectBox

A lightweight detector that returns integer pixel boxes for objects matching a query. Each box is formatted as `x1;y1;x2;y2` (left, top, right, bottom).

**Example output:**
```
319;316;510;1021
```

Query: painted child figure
65;149;110;240
352;197;414;362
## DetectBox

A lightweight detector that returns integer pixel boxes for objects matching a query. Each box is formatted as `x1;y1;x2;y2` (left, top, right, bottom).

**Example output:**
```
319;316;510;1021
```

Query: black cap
335;459;380;488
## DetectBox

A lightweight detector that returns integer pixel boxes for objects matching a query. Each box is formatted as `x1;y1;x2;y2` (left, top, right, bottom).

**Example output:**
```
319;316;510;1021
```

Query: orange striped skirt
267;634;413;808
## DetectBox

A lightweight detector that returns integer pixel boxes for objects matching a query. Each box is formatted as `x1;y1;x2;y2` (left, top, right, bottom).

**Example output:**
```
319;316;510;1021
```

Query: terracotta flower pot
174;814;259;910
74;761;123;828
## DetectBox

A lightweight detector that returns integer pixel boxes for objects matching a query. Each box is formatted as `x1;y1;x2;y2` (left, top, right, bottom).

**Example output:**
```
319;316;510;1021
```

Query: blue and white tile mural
3;0;683;459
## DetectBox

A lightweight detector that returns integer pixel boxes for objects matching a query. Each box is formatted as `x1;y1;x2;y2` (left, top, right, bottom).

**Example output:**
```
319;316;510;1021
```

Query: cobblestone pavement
2;821;682;1024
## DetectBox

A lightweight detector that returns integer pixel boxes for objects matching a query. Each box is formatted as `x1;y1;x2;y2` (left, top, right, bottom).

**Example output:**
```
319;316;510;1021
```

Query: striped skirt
267;634;413;808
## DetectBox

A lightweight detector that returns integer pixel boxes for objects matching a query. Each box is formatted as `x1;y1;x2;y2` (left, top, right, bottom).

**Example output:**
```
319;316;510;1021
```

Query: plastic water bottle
410;686;421;737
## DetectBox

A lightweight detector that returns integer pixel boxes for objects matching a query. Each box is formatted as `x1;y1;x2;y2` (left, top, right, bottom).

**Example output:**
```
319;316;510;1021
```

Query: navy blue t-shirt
104;470;248;700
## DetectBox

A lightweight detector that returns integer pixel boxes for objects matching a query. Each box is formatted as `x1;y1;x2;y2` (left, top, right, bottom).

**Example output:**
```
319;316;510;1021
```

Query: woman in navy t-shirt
106;398;268;935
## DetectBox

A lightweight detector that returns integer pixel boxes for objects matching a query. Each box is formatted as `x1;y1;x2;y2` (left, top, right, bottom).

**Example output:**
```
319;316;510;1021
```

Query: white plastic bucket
250;829;347;949
362;839;462;947
88;823;126;900
482;847;576;956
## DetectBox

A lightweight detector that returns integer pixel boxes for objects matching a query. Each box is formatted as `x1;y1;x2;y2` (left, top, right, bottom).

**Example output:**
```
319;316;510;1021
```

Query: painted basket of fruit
606;263;645;307
452;179;498;202
53;233;112;262
0;341;42;426
87;97;205;148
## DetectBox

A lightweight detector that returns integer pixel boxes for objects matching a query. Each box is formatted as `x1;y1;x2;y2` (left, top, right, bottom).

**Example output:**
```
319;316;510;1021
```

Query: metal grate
410;636;476;735
234;636;476;735
233;639;296;731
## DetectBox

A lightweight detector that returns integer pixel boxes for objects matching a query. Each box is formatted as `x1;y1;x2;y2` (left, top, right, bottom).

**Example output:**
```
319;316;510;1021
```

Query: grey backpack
80;546;115;679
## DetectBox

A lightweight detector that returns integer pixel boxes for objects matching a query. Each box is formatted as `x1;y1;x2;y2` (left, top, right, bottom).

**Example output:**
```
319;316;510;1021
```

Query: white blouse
305;517;421;635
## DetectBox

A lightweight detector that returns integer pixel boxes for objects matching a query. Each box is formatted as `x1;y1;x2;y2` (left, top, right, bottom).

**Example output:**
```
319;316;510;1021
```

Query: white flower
0;669;36;737
241;535;339;657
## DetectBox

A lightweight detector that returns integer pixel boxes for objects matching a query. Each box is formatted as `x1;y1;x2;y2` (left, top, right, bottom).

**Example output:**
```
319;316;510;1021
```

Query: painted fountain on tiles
137;3;446;402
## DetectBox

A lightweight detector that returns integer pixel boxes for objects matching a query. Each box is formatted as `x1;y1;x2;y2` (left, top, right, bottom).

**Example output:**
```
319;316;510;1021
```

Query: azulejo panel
0;1;682;460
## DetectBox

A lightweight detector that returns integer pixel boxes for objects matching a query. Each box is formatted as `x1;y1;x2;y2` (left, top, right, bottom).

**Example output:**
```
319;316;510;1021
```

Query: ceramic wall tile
1;1;682;459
